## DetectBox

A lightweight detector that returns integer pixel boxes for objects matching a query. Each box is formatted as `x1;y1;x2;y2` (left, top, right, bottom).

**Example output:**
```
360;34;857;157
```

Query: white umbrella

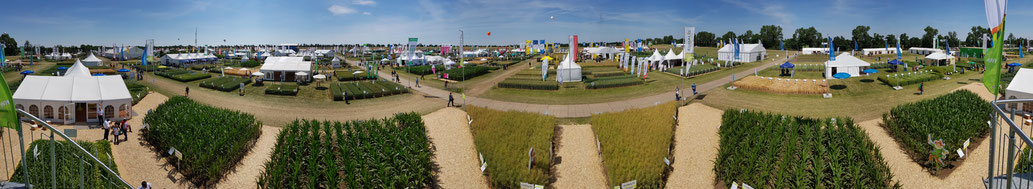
252;72;265;76
480;58;487;61
313;75;326;80
295;72;309;76
224;67;233;69
239;68;249;71
353;71;364;74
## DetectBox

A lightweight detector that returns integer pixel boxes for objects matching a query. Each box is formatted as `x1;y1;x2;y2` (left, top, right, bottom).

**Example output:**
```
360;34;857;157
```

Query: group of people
100;116;132;145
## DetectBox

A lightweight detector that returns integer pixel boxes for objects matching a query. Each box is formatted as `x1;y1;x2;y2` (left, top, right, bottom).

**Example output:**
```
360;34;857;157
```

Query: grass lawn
701;69;983;121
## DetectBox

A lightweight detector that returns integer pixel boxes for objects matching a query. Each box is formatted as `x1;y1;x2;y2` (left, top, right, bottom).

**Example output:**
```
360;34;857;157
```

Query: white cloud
328;5;357;15
354;0;376;6
363;12;372;16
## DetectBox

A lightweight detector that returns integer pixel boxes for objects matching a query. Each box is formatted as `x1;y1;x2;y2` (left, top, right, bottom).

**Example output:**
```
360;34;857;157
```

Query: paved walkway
356;55;790;117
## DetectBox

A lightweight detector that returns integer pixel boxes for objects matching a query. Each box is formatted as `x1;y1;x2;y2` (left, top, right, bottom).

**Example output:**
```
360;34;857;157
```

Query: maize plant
144;96;262;186
882;90;992;173
257;112;433;188
715;110;899;188
11;140;121;189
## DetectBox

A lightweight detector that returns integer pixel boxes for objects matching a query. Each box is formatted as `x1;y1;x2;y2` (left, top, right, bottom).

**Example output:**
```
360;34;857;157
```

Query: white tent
1005;68;1033;112
331;57;342;68
925;52;955;66
718;43;767;62
647;50;664;67
81;53;103;66
260;56;313;82
556;54;582;82
824;53;871;79
13;60;132;124
663;49;683;67
586;47;620;59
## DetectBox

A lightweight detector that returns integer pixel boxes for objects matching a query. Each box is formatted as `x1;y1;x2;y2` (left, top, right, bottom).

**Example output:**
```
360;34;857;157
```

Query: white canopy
825;53;871;67
13;59;132;122
295;72;309;76
648;50;664;62
81;53;103;66
556;54;582;82
313;75;326;80
663;49;681;60
65;59;92;77
925;52;954;60
260;56;312;72
251;72;266;76
1007;68;1033;96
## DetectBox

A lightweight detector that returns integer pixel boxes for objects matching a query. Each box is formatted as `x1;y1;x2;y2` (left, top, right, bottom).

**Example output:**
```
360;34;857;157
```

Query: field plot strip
554;124;608;188
665;103;723;188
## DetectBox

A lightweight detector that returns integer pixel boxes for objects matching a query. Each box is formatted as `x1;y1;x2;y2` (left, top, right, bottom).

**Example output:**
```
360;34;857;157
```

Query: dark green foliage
882;90;992;171
328;80;408;101
264;84;299;96
144;97;262;186
497;79;559;90
257;113;433;188
717;110;899;188
11;140;121;188
199;77;251;92
878;72;938;86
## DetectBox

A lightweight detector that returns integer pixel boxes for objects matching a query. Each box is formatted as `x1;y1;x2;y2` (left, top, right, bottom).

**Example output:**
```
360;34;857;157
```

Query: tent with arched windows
13;60;132;124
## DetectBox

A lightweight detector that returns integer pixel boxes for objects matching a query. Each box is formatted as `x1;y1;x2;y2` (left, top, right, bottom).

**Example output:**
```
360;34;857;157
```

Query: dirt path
857;83;996;188
422;107;489;189
141;72;445;126
553;124;607;189
215;126;281;189
665;103;723;188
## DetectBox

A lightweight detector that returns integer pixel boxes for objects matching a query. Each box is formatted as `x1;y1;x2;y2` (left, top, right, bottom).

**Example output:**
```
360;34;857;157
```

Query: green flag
0;72;19;130
984;16;1006;96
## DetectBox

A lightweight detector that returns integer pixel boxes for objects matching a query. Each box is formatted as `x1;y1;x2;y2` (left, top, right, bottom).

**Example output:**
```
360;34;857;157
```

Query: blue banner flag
896;38;902;60
854;40;858;51
780;40;784;51
828;37;835;61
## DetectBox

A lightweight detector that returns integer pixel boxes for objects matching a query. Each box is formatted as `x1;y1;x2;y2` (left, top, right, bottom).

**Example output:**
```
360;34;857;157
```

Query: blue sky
3;0;1033;46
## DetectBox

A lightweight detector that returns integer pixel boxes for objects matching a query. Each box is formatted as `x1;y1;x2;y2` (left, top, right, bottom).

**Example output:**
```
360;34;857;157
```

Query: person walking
448;93;455;107
918;83;924;95
343;91;350;104
102;117;110;141
185;86;190;96
111;124;121;145
416;77;420;88
122;121;131;141
675;87;681;101
691;83;697;95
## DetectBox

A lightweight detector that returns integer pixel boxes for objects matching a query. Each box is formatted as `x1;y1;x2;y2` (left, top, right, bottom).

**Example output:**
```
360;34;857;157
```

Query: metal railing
985;98;1033;189
0;109;134;188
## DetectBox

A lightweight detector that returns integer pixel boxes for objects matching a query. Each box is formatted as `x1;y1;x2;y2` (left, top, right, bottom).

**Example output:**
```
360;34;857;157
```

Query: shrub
328;80;408;101
125;80;149;104
257;113;433;188
11;140;120;187
497;79;559;90
877;72;938;86
665;64;719;77
264;84;299;96
144;97;262;186
882;90;992;172
199;77;252;92
468;106;555;188
592;71;626;78
402;65;434;75
157;69;212;82
443;66;490;81
335;70;373;81
717;110;898;188
591;102;676;188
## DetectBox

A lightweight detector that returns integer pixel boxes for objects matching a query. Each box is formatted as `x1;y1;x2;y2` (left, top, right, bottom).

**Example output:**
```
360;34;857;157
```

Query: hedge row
497;79;559;90
442;66;490;81
592;71;626;78
877;72;939;86
587;77;643;89
157;70;212;82
265;84;299;96
200;77;252;92
335;70;373;81
402;65;434;75
328;80;408;100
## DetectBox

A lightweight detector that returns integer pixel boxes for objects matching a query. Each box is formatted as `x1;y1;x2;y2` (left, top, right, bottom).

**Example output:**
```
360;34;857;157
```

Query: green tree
758;25;783;49
720;31;737;44
851;25;872;48
921;26;938;48
965;26;990;47
0;33;18;56
791;27;822;49
695;31;716;47
945;32;960;48
886;34;898;48
873;33;885;48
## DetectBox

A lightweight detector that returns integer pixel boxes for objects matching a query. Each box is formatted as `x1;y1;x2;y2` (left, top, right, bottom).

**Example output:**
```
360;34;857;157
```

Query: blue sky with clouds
3;0;1033;46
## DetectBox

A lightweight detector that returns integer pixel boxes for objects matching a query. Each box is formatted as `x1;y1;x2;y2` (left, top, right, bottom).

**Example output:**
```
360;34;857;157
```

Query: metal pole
50;131;55;189
15;110;133;188
19;120;28;188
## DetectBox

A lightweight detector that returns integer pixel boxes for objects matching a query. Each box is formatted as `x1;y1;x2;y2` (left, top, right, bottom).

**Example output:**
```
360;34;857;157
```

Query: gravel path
553;124;607;189
423;107;489;189
858;83;996;188
665;103;723;188
215;126;281;189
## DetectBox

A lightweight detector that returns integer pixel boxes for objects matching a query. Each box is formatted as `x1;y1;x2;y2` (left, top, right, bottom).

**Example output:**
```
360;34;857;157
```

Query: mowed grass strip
468;106;556;188
716;110;898;188
591;102;676;188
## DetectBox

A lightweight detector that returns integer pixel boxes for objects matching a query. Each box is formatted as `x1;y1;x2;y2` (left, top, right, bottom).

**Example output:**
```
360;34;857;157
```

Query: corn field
143;96;262;186
882;90;992;172
590;102;676;188
716;110;899;188
257;112;433;188
467;106;555;188
10;140;120;189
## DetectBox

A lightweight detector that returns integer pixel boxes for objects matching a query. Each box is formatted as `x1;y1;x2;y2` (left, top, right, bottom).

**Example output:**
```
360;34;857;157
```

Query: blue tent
833;72;851;79
57;67;68;70
887;59;904;65
1008;63;1022;67
779;62;795;69
92;73;106;76
117;69;131;72
19;70;33;75
863;69;879;74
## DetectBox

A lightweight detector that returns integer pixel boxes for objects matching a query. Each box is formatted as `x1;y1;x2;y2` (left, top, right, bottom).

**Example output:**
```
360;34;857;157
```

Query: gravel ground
664;103;723;188
553;124;607;189
423;107;489;189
